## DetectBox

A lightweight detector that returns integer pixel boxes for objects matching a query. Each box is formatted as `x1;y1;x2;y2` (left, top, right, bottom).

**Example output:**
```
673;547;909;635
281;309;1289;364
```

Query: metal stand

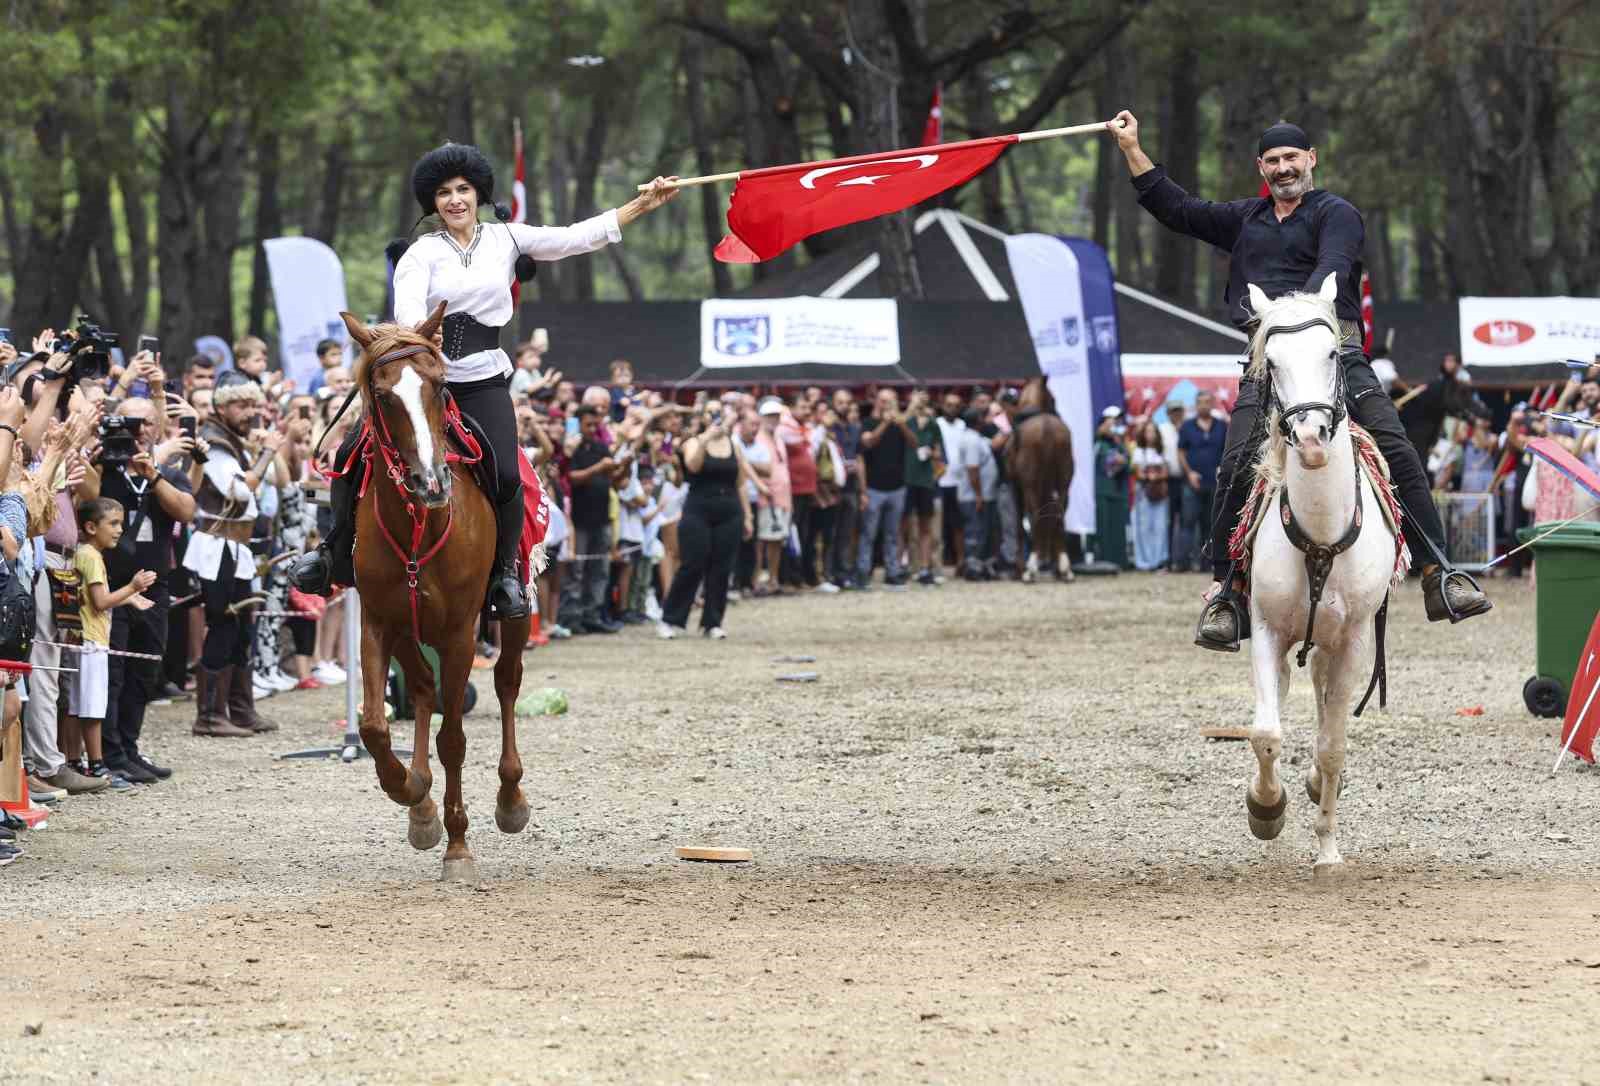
277;589;412;763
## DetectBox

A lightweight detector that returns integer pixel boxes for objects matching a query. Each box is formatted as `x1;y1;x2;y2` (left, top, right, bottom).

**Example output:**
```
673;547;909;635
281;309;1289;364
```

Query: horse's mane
351;324;436;389
1244;290;1338;381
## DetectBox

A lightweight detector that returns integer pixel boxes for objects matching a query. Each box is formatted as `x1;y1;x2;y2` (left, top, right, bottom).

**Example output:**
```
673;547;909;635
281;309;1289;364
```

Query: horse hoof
408;803;442;852
1304;769;1346;805
1245;785;1288;841
495;802;530;834
441;856;480;884
1312;859;1346;882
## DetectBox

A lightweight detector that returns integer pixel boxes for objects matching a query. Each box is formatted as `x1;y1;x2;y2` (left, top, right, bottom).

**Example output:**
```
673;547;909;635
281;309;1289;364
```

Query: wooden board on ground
1200;726;1251;741
675;846;754;863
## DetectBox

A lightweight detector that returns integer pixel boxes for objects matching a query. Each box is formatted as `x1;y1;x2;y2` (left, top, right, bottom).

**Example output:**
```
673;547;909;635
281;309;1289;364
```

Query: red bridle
321;341;483;643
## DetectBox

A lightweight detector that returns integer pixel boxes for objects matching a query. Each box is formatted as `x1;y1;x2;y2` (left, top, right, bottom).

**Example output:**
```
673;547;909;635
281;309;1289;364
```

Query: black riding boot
486;491;530;619
290;468;357;595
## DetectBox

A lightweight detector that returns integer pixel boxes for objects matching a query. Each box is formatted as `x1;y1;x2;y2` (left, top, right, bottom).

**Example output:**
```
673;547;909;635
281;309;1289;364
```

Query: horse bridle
1260;316;1345;446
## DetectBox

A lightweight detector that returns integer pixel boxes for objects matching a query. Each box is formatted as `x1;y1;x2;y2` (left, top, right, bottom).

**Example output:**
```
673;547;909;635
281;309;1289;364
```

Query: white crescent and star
798;154;940;190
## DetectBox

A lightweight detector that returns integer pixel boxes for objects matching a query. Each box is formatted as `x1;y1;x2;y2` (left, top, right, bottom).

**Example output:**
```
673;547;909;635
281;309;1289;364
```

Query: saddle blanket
1229;423;1411;588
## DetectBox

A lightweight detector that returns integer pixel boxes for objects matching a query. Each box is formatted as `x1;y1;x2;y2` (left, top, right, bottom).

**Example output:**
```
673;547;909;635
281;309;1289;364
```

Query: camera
98;415;145;466
51;316;119;384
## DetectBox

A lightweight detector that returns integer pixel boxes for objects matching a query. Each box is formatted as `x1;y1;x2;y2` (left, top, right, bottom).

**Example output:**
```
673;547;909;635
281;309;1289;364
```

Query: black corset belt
441;313;503;361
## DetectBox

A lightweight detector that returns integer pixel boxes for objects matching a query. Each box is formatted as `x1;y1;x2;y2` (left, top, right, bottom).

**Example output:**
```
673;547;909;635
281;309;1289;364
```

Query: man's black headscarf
1257;122;1311;157
410;142;495;214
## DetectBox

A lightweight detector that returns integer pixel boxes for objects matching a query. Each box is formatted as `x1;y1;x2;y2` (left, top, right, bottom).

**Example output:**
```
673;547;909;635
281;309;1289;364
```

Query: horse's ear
1318;272;1338;305
1246;283;1271;317
414;300;447;343
341;311;375;348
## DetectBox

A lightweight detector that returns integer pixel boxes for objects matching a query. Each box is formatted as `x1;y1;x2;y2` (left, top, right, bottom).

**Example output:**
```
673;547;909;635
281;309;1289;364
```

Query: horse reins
320;339;483;643
1260;316;1346;446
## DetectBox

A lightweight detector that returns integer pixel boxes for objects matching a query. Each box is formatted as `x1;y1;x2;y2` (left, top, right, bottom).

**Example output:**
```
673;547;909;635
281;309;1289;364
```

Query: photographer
93;388;196;782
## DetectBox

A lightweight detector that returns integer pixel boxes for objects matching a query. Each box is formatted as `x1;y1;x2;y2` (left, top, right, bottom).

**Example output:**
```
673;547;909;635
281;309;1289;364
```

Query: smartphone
179;416;197;441
532;327;549;352
137;334;160;357
0;328;11;346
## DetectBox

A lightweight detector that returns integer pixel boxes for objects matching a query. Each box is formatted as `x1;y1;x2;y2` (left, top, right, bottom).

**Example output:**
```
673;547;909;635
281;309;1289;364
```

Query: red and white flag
1359;269;1374;355
713;134;1016;264
510;119;527;302
922;85;943;146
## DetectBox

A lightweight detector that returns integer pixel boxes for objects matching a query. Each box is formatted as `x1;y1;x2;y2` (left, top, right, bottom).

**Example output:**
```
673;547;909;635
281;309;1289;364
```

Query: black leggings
663;493;741;631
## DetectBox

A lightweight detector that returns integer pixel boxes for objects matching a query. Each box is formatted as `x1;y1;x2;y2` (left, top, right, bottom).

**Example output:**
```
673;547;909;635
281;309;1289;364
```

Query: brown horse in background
1009;377;1076;582
342;303;531;883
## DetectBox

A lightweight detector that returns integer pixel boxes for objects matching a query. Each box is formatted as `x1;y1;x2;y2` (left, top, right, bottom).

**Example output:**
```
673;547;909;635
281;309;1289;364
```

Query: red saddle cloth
517;452;551;580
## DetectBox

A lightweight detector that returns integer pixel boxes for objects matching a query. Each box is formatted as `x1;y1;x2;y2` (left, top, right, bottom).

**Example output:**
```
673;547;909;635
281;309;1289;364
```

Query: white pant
22;552;65;776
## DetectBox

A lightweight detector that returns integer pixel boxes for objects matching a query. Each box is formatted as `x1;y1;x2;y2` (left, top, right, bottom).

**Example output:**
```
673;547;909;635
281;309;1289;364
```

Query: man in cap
1107;110;1490;651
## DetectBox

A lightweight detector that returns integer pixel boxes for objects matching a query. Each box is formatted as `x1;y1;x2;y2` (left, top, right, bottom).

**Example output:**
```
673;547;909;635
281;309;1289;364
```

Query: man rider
1105;111;1490;650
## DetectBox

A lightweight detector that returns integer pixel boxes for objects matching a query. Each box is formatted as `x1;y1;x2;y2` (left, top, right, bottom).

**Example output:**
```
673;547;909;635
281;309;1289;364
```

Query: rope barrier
33;639;165;662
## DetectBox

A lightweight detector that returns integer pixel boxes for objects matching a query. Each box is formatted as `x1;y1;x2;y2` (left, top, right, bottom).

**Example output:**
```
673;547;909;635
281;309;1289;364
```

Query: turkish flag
714;135;1017;263
1560;612;1600;764
922;85;943;146
1360;269;1374;355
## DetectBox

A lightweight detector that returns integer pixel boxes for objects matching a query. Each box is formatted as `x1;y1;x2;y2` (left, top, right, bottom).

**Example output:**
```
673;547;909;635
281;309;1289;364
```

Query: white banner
699;297;900;369
1459;296;1600;367
1003;233;1094;536
264;237;352;390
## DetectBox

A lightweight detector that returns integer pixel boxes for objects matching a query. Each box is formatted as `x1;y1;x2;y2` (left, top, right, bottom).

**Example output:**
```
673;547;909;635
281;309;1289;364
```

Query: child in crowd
64;498;156;786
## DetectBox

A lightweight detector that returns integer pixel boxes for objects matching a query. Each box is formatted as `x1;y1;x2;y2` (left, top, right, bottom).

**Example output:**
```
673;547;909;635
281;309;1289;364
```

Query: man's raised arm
1107;109;1251;253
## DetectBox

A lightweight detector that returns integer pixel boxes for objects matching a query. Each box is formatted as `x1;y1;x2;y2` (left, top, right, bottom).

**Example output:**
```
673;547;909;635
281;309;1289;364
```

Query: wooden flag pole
638;119;1122;191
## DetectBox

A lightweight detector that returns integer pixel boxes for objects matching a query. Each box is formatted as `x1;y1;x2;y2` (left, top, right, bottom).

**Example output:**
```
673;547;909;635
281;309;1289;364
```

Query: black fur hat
410;142;495;214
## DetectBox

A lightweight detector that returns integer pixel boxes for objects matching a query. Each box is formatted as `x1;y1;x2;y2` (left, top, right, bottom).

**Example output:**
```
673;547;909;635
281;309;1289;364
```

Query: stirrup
487;564;530;620
1194;591;1249;653
1425;566;1491;624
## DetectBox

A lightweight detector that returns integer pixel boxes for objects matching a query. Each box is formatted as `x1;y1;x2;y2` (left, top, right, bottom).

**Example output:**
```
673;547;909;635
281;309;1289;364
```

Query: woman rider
292;142;676;617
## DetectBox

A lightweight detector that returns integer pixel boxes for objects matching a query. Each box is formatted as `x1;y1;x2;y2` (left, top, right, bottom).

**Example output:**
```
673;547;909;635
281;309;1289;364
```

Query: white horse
1240;274;1400;876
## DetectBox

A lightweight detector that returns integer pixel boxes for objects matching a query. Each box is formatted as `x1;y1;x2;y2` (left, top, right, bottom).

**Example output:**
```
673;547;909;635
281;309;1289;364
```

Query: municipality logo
1062;316;1080;347
1092;315;1117;354
714;315;771;357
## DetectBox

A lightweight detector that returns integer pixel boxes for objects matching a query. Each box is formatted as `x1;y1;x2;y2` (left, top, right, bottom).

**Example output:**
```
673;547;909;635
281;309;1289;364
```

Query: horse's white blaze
394;365;435;481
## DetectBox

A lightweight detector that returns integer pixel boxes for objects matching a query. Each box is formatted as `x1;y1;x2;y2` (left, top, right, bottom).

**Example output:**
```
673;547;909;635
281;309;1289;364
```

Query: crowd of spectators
2;320;1593;867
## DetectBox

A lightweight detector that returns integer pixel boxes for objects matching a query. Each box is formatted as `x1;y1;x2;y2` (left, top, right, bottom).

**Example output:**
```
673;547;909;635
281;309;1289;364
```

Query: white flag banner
264;236;352;390
1459;296;1600;367
700;297;900;369
1003;232;1095;536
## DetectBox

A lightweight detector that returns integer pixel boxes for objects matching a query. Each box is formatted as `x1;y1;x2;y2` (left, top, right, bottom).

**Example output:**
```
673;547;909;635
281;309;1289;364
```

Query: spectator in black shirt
95;395;196;782
1107;110;1489;651
560;403;622;634
855;388;914;589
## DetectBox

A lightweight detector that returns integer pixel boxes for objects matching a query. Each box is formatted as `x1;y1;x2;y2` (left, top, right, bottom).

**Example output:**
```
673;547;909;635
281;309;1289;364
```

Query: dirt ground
3;573;1597;1085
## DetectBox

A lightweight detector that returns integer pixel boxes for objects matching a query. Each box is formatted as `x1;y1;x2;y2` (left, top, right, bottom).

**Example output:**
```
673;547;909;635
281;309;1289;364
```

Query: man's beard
1268;169;1313;200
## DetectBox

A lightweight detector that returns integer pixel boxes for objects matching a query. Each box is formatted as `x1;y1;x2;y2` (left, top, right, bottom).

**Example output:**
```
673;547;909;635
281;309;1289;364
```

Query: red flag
714;135;1017;264
511;118;527;303
1360;269;1374;355
1258;180;1271;197
922;85;943;146
1560;612;1600;765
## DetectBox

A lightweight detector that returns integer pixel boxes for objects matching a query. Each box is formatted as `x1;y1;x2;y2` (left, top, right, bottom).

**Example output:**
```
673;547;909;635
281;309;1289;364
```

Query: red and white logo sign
1471;320;1536;347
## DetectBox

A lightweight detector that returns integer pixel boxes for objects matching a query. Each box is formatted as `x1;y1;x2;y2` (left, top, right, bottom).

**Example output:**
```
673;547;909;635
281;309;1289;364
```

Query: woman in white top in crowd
1130;420;1171;572
293;142;676;618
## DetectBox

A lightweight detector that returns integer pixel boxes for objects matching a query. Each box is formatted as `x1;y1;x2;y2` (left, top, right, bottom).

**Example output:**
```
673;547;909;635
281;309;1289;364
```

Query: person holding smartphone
658;405;756;640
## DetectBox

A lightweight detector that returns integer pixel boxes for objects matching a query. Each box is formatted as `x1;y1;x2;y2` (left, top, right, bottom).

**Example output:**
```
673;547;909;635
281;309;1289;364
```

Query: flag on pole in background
510;118;527;303
713;134;1017;263
922;85;943;146
1360;269;1374;355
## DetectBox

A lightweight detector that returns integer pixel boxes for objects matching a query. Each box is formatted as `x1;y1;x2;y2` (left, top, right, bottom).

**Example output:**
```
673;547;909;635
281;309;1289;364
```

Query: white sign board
1458;296;1600;367
699;297;900;369
264;236;351;390
1002;232;1095;536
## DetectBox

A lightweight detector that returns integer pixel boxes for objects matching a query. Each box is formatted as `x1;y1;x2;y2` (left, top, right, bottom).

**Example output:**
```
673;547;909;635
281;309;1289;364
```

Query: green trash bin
1517;521;1600;718
388;644;478;720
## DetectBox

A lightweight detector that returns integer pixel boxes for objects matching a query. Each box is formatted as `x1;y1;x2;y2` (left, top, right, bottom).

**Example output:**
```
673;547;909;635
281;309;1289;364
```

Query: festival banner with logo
1458;296;1600;366
698;297;900;369
1002;233;1125;537
264;236;351;390
1120;354;1242;416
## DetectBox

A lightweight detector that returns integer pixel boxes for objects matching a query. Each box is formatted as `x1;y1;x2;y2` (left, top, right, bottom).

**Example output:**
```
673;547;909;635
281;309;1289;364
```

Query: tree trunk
682;32;733;296
1154;49;1199;307
8;110;73;335
541;88;572;301
847;0;921;298
568;86;619;302
964;64;1008;229
249;133;283;338
607;244;645;302
310;133;347;247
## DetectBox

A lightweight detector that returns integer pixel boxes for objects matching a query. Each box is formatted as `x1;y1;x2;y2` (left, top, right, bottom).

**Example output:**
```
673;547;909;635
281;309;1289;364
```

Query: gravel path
3;573;1596;1084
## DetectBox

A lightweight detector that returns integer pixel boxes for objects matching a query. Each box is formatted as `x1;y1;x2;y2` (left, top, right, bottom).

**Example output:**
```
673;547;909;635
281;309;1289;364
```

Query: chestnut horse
1009;377;1076;582
340;304;531;883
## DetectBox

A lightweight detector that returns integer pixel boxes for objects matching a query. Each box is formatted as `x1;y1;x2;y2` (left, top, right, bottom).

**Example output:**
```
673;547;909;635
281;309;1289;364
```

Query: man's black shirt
861;417;908;491
98;465;192;590
1132;165;1364;329
568;439;612;530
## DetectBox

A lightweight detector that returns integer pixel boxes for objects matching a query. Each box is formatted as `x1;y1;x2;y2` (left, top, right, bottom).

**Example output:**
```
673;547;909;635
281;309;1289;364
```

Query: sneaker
885;573;910;589
656;622;680;640
265;667;299;692
158;680;189;700
312;662;347;685
252;676;277;700
916;569;936;587
41;765;108;795
703;626;727;641
548;624;572;640
0;842;21;866
817;581;842;594
726;589;741;603
131;752;173;780
295;676;324;691
103;757;158;785
86;762;135;792
620;611;648;625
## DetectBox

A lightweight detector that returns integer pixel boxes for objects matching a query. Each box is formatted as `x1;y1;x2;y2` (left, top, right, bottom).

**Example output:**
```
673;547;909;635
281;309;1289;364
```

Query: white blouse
392;210;623;383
